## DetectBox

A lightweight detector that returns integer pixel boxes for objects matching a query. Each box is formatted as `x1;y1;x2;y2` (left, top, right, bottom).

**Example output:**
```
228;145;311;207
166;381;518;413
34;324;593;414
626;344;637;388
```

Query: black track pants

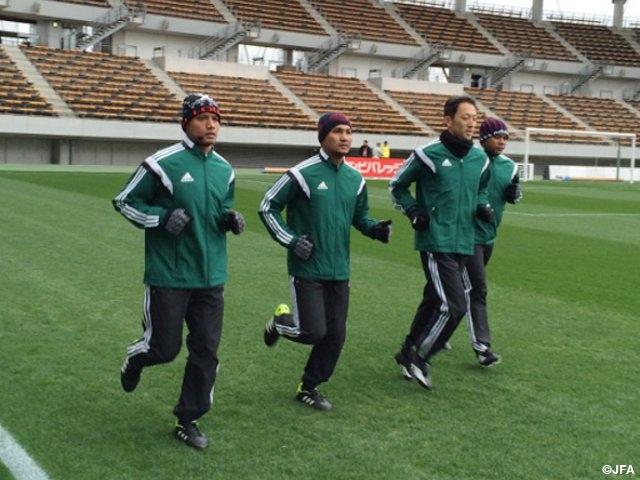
275;276;349;390
465;244;494;352
124;285;224;423
407;251;470;360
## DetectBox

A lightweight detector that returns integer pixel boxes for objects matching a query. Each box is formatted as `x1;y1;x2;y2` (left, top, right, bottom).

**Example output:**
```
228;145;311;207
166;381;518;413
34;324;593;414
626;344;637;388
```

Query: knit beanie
479;117;509;141
182;94;220;131
317;112;351;142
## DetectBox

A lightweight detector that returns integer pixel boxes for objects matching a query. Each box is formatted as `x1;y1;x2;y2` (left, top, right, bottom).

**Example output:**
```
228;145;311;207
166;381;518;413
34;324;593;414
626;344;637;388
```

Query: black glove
505;176;523;204
371;219;392;243
407;207;429;231
224;210;245;235
476;204;495;224
293;235;314;261
163;208;191;235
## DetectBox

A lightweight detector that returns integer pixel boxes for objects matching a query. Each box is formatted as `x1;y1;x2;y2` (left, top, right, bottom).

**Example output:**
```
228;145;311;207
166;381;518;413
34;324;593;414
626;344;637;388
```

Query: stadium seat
275;69;426;135
122;0;226;22
474;11;578;62
466;87;604;143
20;45;180;122
552;21;640;66
0;46;57;117
169;71;316;130
548;94;640;145
223;0;326;35
311;0;418;46
393;2;500;54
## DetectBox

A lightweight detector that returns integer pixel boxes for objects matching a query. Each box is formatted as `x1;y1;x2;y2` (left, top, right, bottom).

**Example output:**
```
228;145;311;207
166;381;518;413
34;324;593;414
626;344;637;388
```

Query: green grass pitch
0;167;638;479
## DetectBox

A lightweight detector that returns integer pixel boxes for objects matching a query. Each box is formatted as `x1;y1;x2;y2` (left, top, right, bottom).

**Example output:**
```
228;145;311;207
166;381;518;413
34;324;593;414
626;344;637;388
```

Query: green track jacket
113;136;235;288
389;139;490;255
474;153;519;245
259;150;378;280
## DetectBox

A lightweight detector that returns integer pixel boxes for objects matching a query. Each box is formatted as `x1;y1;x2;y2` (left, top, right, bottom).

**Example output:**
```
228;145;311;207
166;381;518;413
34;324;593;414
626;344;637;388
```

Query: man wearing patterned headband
258;111;392;411
113;93;245;449
464;117;522;367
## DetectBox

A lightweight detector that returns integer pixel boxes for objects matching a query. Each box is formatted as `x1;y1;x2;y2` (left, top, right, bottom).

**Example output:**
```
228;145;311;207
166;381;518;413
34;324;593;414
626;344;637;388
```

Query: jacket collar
319;148;344;168
182;132;213;158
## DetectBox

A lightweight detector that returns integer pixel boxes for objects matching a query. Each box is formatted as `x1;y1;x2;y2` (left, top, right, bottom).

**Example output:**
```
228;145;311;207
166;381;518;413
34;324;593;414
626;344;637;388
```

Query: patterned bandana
479;117;509;141
182;94;220;130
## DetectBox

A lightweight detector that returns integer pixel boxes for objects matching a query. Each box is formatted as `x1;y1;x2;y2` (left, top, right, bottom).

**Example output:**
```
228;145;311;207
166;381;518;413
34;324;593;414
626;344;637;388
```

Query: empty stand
548;94;640;145
275;69;425;135
0;46;56;117
625;98;640;114
385;90;454;131
123;0;226;23
310;0;418;46
394;2;499;54
475;12;578;62
466;87;601;143
386;90;488;139
552;21;640;66
222;0;326;35
169;71;316;129
21;45;180;122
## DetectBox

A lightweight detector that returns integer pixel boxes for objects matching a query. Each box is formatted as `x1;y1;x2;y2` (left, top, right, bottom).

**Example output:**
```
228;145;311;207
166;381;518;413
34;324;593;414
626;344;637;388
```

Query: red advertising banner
345;157;406;179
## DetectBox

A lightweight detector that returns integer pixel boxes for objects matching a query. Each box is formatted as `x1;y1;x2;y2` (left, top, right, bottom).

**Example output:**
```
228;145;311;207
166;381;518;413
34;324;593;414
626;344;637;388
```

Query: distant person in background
113;94;245;450
464;117;522;366
380;141;391;158
359;139;372;157
258;112;392;411
373;142;382;158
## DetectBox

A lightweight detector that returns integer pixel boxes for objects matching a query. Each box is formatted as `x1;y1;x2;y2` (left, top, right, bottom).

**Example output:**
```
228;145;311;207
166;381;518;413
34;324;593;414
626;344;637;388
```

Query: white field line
241;179;640;218
0;424;49;480
508;212;640;217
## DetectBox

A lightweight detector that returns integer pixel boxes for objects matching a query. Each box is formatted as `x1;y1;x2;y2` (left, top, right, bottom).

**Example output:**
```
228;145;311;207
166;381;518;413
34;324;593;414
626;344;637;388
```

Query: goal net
522;127;637;183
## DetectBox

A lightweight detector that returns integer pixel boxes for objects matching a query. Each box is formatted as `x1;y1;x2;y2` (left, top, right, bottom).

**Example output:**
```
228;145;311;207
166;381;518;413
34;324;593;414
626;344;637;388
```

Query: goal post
523;127;637;184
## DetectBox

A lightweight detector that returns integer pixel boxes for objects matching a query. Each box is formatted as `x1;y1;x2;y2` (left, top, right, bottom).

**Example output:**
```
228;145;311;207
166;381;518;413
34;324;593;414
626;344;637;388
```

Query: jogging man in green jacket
259;112;392;411
390;95;491;390
113;94;245;449
465;117;522;367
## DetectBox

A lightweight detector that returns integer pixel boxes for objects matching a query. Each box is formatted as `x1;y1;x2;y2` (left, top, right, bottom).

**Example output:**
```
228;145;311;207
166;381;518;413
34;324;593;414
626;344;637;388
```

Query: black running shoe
120;358;142;393
175;421;209;450
295;383;332;411
476;350;502;367
408;347;432;390
264;316;279;347
394;344;414;381
264;304;290;346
